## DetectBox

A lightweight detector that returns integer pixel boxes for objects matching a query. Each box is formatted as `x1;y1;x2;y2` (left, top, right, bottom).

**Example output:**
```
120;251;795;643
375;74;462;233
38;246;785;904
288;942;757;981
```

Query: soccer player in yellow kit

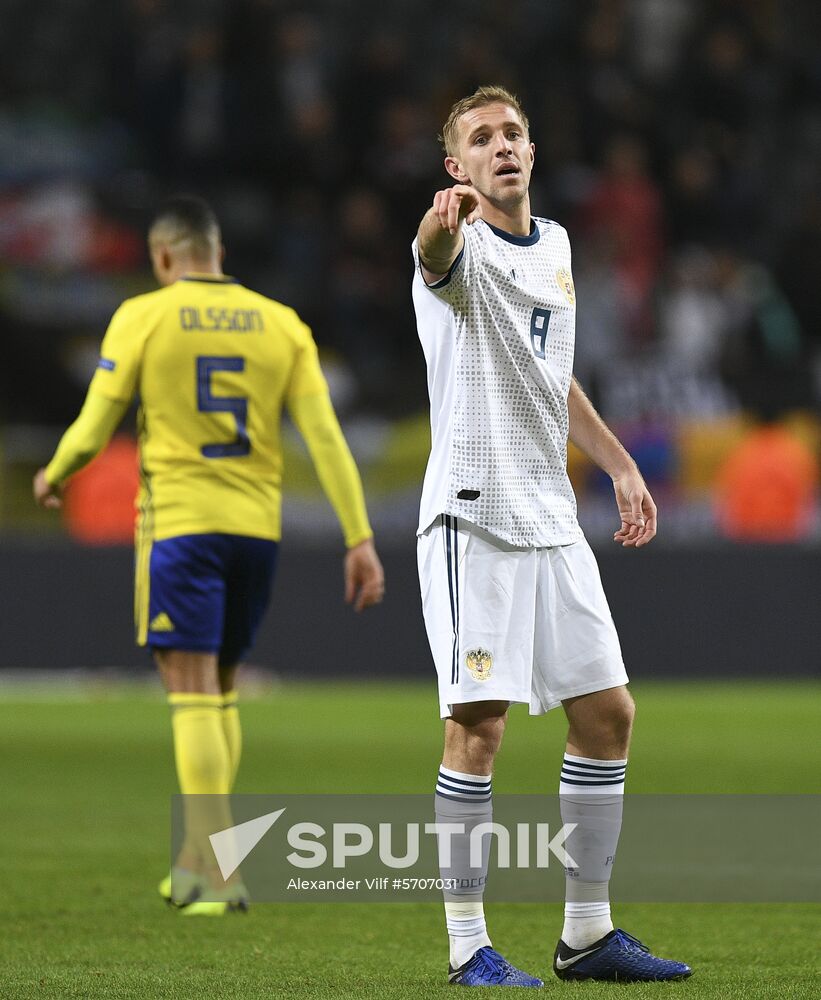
34;196;384;913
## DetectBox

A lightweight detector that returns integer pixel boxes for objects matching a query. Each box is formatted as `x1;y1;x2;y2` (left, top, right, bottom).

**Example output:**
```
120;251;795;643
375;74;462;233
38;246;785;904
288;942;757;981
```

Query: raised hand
432;185;483;236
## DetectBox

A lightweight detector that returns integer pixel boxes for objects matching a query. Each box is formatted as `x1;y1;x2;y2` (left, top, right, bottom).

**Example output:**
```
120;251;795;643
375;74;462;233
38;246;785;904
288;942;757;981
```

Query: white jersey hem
417;510;584;549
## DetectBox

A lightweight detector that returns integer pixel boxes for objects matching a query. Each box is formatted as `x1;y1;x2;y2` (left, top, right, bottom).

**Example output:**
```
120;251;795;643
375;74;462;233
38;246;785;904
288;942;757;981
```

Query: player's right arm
416;185;482;284
34;392;129;508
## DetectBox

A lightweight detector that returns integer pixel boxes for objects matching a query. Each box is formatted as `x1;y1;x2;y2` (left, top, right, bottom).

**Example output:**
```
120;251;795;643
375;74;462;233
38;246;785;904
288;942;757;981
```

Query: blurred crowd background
2;0;820;546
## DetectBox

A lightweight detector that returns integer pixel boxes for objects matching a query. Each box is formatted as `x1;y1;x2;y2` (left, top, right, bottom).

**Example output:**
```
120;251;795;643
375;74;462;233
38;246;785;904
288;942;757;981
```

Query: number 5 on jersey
530;307;552;360
196;356;250;457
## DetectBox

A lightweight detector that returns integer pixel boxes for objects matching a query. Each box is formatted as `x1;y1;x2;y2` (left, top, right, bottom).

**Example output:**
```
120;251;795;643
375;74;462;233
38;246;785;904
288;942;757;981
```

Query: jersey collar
483;219;540;246
179;273;238;284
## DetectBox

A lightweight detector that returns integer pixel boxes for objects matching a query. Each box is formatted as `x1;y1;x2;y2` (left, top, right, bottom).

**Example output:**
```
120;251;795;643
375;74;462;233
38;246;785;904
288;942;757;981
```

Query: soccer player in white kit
412;86;691;986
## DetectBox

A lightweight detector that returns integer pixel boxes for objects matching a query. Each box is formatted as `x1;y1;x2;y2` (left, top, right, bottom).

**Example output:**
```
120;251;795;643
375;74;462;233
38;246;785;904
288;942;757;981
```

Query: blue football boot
553;928;692;982
450;946;543;987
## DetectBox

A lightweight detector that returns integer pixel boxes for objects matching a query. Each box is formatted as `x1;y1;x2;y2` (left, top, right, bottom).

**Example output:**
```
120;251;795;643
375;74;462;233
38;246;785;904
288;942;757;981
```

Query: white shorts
417;516;628;718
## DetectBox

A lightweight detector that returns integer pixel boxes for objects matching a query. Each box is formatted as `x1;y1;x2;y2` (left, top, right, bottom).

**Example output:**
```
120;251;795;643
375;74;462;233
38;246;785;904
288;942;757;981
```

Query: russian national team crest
466;648;493;682
556;267;575;305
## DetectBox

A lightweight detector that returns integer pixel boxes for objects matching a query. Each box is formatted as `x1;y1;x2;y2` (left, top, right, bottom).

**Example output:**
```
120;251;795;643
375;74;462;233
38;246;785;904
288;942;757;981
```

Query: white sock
445;901;492;968
562;894;613;949
436;766;493;967
559;753;627;949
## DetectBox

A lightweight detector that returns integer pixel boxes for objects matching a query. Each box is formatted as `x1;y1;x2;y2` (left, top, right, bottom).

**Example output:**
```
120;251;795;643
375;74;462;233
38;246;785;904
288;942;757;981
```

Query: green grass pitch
1;679;819;998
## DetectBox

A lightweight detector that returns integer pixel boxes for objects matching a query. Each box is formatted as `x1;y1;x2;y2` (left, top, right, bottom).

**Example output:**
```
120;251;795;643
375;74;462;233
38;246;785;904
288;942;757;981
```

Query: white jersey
412;216;583;547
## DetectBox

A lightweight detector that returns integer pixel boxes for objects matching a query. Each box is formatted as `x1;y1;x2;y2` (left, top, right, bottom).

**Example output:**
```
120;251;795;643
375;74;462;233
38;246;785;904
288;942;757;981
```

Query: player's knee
601;690;635;748
471;715;506;756
155;649;221;694
447;701;508;762
566;687;634;754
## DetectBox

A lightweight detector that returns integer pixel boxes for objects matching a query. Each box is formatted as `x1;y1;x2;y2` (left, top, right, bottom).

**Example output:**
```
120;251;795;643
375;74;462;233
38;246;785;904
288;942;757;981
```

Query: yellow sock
221;690;242;791
168;693;231;795
168;693;234;881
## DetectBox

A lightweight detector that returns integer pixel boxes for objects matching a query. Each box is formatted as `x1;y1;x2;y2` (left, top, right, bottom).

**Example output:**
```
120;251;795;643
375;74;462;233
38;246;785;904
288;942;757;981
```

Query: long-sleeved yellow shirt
46;274;372;548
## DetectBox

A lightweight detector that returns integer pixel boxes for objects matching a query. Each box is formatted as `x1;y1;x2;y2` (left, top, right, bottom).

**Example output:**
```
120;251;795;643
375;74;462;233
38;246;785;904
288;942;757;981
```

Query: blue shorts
138;533;278;666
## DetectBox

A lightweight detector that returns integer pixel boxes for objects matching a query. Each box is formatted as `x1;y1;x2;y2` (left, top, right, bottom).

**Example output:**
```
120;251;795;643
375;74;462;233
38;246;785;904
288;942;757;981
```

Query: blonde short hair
440;85;530;157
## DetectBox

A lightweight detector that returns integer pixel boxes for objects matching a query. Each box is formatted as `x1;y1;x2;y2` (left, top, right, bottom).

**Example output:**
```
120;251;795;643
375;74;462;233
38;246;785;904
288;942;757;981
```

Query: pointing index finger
448;191;461;235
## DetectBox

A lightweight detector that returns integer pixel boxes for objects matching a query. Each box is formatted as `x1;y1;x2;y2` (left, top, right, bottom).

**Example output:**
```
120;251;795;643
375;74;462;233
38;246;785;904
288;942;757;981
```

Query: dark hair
149;195;220;257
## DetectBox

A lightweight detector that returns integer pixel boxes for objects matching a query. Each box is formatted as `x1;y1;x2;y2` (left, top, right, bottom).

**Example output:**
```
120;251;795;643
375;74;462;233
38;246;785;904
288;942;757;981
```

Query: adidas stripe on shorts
417;515;628;718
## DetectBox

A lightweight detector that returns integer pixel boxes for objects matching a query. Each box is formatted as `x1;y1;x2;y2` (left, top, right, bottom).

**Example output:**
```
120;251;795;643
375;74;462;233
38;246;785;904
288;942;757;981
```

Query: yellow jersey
88;274;329;542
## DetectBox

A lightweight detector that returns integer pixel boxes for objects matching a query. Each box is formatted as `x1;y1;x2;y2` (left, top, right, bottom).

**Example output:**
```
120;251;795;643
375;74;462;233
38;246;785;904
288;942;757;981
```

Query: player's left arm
567;377;657;547
33;391;130;509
